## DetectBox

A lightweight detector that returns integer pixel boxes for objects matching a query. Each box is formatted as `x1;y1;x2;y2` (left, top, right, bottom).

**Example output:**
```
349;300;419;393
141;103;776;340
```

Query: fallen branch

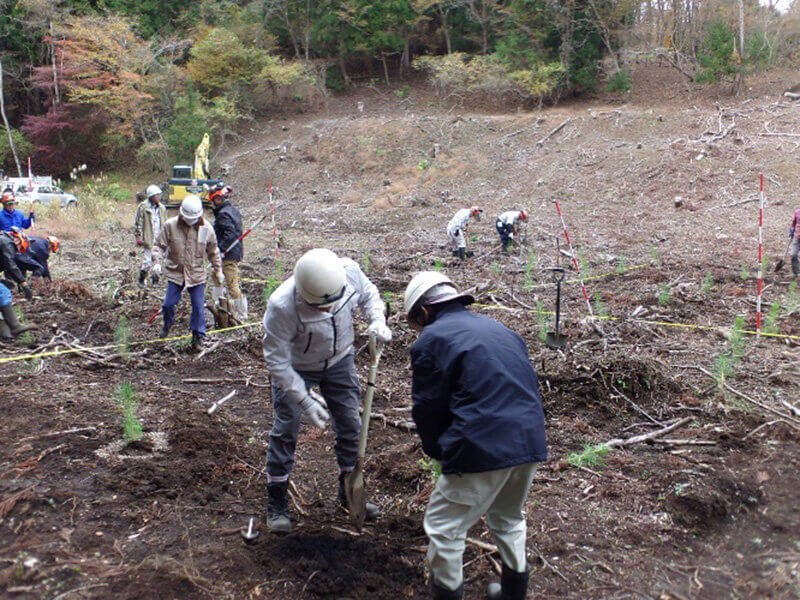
17;426;96;443
183;377;269;388
603;417;691;448
196;339;222;360
537;118;571;146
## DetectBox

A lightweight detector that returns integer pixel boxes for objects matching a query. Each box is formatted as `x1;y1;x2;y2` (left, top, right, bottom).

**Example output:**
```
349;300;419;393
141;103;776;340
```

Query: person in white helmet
261;248;392;533
404;271;547;600
134;184;166;287
446;206;482;260
154;195;224;351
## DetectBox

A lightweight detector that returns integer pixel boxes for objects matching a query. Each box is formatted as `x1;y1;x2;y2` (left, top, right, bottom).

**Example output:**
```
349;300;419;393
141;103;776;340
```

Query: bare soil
2;65;799;599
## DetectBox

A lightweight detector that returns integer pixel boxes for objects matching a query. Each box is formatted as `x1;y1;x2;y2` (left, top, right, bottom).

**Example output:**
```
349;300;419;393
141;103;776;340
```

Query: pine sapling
567;444;610;469
115;382;143;442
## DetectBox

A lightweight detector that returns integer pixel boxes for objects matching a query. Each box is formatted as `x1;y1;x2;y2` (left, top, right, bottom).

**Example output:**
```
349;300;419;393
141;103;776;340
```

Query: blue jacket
0;208;33;231
16;237;50;279
212;201;243;262
410;303;547;474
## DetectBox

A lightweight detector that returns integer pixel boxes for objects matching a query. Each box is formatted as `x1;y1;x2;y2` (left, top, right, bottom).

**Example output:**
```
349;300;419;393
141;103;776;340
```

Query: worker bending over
495;209;529;254
262;248;391;534
0;230;35;340
404;271;547;600
446;207;482;260
15;235;59;280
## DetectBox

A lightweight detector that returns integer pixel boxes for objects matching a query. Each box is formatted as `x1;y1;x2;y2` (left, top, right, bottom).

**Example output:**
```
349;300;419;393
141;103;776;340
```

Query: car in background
16;184;78;210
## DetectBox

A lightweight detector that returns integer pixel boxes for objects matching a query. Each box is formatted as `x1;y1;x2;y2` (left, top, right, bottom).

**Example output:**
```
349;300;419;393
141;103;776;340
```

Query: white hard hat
404;271;474;317
294;248;347;307
180;195;203;221
146;184;162;198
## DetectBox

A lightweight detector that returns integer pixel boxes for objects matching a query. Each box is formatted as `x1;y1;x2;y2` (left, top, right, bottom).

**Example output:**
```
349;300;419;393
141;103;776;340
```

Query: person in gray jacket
262;248;392;533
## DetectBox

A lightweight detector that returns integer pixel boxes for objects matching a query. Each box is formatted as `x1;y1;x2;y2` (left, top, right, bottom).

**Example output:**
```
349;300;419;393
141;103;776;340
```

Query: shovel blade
343;459;366;530
545;332;567;349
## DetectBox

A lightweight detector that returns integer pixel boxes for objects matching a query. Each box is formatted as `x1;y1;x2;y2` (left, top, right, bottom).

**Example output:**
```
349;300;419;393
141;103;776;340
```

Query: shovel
545;267;567;349
775;239;793;272
343;335;383;530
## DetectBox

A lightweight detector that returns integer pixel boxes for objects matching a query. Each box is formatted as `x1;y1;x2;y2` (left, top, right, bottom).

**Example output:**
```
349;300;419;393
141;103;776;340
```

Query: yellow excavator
164;134;223;210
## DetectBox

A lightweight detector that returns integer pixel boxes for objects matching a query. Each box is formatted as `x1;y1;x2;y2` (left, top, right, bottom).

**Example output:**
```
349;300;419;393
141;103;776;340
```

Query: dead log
603;417;691;448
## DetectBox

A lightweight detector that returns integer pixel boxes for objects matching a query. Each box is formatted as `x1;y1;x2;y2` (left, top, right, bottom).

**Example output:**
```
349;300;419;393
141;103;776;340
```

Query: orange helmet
519;210;529;222
47;235;60;253
209;183;232;203
10;231;29;253
2;190;16;206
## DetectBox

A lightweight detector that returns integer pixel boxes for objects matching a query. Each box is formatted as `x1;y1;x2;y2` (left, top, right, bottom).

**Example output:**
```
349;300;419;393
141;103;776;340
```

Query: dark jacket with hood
0;232;26;285
212;200;243;262
410;302;547;474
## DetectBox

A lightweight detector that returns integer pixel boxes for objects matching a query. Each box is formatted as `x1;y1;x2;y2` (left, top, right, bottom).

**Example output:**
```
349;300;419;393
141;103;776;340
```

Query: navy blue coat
212;201;243;262
410;303;547;474
16;237;50;279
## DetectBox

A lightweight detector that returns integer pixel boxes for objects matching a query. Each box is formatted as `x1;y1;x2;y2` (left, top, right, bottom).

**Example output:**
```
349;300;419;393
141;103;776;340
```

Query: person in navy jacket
403;271;547;600
15;235;58;280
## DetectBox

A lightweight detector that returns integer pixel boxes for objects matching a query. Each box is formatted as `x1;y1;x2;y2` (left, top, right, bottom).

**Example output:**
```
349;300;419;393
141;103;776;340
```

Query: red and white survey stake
554;200;594;318
756;173;765;335
269;183;280;262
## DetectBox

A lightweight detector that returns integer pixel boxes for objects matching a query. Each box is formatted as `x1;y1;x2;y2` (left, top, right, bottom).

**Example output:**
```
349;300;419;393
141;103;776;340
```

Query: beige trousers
222;260;242;299
423;462;538;591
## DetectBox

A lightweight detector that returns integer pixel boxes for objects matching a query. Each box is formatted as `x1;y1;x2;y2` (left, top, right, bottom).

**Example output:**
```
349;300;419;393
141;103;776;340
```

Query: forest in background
0;0;798;178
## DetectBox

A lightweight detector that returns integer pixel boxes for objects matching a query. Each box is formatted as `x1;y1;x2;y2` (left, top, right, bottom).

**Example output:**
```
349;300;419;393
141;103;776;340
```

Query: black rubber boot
0;304;35;337
160;324;170;338
487;563;529;600
190;331;204;352
501;240;509;254
432;580;463;600
338;473;381;521
458;248;466;261
266;482;292;534
138;270;147;288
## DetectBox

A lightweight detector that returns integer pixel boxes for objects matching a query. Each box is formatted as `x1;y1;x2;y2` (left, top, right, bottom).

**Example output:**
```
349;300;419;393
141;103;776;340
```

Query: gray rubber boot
432;580;463;600
0;304;35;336
266;482;292;534
0;315;11;340
138;270;148;288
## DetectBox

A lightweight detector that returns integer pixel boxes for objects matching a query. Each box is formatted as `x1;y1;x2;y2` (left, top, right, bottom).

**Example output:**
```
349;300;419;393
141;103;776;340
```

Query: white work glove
211;286;226;303
213;270;225;286
308;388;328;408
152;263;162;277
298;395;330;429
367;320;392;343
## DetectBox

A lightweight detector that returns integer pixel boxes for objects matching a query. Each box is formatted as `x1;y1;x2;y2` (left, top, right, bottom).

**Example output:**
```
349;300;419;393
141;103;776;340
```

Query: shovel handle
356;334;383;458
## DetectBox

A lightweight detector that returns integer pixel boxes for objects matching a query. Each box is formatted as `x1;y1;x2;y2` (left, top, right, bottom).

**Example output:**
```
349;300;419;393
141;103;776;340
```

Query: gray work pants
790;238;800;276
266;352;361;483
424;462;538;591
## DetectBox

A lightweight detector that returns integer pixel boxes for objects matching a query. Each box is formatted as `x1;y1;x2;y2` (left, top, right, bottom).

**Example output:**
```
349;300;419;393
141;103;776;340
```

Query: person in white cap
154;194;224;351
261;248;392;533
404;271;547;600
134;184;166;287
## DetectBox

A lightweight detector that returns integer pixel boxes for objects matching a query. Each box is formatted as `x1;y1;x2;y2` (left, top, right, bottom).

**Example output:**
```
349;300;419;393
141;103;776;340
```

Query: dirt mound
546;354;683;423
666;474;762;529
38;278;98;300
